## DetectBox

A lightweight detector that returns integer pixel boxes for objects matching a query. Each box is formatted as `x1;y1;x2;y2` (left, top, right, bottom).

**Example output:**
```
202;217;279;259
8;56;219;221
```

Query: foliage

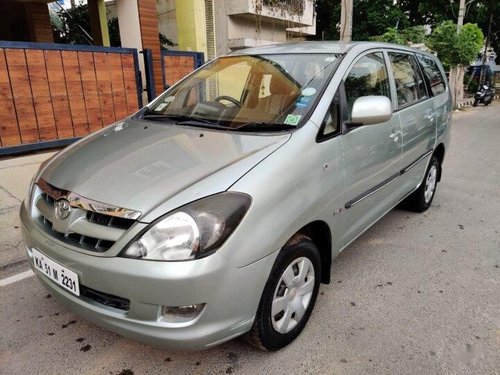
159;33;177;50
55;3;95;45
313;0;340;40
371;28;405;44
313;0;499;59
107;17;121;47
351;0;410;41
426;21;484;69
314;0;410;41
262;0;305;15
371;26;427;45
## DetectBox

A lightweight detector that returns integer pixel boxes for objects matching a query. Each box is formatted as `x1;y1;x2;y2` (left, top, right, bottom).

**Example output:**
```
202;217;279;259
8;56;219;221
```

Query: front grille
36;191;135;252
86;211;134;230
80;285;130;311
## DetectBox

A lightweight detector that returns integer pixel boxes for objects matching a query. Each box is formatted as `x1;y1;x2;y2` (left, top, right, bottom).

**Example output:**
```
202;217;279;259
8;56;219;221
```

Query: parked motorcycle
473;84;495;107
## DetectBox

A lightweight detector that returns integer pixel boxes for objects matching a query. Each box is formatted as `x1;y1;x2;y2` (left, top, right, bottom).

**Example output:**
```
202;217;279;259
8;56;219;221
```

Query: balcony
227;0;315;28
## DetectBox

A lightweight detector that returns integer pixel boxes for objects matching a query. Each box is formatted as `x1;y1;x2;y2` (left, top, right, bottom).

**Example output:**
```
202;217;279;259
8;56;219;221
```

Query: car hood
41;118;291;222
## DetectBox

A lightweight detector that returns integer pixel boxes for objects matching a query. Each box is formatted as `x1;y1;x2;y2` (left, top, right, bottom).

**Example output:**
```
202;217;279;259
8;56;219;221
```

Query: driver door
337;51;403;249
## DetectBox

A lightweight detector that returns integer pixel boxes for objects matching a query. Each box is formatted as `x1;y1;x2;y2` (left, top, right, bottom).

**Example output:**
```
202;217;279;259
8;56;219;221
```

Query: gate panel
0;50;20;147
161;50;204;90
26;49;58;141
0;42;143;156
5;49;39;144
45;50;74;139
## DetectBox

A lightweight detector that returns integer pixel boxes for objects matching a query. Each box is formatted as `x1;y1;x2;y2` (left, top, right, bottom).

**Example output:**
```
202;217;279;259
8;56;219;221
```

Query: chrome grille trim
36;178;141;220
33;180;137;253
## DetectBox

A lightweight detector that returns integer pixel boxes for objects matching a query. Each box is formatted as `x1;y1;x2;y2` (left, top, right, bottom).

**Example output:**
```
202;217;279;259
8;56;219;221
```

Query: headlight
120;192;251;261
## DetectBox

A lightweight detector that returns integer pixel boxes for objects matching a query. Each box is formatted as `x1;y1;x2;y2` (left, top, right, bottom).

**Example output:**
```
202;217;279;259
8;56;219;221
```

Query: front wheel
244;234;321;351
472;99;479;107
400;156;440;213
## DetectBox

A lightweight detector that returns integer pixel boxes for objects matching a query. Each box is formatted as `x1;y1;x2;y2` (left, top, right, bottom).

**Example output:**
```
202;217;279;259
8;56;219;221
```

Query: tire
485;98;491;106
472;99;478;107
244;234;321;351
401;156;440;213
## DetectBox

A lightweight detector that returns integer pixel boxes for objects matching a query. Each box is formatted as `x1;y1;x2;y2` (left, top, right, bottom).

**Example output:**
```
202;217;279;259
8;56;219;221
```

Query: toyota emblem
55;199;71;220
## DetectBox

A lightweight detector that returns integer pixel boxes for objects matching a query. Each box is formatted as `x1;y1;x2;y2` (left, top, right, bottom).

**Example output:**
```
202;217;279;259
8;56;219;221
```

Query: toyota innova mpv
21;42;451;351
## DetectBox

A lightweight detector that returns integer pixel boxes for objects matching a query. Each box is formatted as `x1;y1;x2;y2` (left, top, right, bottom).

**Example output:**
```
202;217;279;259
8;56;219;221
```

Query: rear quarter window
416;54;447;96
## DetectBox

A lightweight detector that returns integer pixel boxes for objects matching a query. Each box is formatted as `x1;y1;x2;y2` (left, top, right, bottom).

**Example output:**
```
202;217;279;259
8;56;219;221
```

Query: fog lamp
161;303;205;323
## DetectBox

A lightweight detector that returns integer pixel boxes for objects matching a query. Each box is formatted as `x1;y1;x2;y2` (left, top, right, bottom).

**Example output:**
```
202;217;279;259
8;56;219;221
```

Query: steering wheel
214;95;243;108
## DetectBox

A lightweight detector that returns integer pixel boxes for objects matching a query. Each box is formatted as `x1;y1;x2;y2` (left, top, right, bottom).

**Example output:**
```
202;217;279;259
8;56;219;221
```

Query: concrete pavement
0;102;499;374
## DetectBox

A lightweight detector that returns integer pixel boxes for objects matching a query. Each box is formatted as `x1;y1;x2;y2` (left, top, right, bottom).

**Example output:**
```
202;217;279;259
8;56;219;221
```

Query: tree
427;21;483;69
397;0;499;57
371;26;427;45
313;0;409;41
54;3;120;46
427;21;484;106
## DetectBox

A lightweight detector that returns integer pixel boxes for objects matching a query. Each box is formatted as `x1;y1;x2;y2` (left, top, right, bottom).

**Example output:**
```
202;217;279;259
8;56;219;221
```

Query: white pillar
116;0;147;103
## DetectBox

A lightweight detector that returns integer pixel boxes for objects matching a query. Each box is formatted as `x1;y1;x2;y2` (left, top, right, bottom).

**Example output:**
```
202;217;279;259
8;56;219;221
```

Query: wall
0;1;53;43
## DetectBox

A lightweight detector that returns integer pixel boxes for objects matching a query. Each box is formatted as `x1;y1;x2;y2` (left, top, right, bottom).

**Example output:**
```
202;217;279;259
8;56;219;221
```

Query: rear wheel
401;156;439;213
473;99;479;107
244;234;321;351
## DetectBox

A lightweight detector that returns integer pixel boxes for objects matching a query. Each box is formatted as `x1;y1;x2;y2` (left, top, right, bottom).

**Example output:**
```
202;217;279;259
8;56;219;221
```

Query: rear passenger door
388;51;436;193
338;51;403;248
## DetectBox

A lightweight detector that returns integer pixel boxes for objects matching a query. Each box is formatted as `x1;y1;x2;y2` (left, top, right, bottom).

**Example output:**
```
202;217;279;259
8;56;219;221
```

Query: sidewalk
0;151;55;274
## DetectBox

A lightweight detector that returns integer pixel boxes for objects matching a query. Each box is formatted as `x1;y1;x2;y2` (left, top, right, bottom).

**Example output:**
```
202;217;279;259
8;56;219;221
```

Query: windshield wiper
142;113;225;128
233;122;296;132
176;118;229;130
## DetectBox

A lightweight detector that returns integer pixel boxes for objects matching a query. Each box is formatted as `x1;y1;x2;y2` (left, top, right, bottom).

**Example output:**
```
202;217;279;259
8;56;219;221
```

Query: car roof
228;41;434;58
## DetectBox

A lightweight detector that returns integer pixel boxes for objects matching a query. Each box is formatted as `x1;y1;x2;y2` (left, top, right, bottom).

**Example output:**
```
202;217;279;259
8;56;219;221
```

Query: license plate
32;249;80;296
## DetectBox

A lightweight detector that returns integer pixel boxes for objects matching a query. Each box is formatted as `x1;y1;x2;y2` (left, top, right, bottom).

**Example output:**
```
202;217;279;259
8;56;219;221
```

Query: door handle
390;131;400;142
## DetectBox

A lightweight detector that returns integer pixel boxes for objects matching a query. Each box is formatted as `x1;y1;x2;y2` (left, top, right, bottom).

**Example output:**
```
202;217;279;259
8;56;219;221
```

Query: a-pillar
116;0;163;101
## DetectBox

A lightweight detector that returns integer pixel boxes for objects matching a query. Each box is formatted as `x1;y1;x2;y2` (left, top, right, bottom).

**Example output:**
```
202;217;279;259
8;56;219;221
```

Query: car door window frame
341;49;393;133
316;88;342;142
415;53;448;97
386;50;430;111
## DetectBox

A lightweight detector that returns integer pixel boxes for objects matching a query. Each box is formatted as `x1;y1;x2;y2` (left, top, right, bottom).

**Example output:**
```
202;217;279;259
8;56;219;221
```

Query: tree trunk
449;65;465;108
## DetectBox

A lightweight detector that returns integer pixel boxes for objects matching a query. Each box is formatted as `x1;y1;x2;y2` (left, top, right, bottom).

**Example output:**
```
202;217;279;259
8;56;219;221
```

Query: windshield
145;53;341;131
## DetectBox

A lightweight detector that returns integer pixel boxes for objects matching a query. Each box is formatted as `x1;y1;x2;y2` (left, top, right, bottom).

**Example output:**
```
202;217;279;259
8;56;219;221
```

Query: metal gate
160;50;204;91
0;41;142;156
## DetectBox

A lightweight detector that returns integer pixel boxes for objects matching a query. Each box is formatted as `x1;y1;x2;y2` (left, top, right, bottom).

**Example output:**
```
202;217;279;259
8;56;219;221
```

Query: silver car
20;42;451;351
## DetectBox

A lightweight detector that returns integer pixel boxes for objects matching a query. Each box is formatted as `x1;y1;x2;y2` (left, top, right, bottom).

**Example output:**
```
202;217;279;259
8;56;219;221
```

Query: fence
0;41;142;155
160;50;204;91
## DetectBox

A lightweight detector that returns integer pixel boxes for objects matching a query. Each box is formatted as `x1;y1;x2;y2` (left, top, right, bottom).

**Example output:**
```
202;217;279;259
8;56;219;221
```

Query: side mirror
351;96;392;126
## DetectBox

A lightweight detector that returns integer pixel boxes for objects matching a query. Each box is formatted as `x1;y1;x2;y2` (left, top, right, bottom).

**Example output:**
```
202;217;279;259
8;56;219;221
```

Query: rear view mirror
351;96;392;125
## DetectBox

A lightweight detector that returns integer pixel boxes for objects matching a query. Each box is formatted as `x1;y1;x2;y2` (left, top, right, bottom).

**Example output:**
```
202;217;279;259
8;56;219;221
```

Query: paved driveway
1;102;499;374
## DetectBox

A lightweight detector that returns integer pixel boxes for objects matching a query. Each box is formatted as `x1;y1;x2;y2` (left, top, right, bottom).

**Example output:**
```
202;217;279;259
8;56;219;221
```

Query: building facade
156;0;316;59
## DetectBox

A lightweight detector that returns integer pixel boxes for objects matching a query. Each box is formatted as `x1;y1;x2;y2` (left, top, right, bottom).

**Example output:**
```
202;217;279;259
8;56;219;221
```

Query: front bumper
20;203;277;350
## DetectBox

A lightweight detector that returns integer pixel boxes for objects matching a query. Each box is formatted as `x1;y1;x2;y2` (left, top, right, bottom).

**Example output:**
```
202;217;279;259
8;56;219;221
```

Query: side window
319;95;340;139
389;53;428;107
417;54;447;96
344;53;391;119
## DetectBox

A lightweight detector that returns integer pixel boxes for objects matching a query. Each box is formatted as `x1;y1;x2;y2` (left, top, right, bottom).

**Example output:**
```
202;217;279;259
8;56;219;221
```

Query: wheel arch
433;143;445;182
296;221;332;284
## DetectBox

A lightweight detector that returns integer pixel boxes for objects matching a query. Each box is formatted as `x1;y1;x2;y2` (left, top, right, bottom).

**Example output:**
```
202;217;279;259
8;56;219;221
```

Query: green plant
159;33;177;50
426;21;483;70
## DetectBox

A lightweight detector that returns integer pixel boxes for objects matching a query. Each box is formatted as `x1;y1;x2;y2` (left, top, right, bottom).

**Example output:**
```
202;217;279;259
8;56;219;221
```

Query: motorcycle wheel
473;99;478;107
